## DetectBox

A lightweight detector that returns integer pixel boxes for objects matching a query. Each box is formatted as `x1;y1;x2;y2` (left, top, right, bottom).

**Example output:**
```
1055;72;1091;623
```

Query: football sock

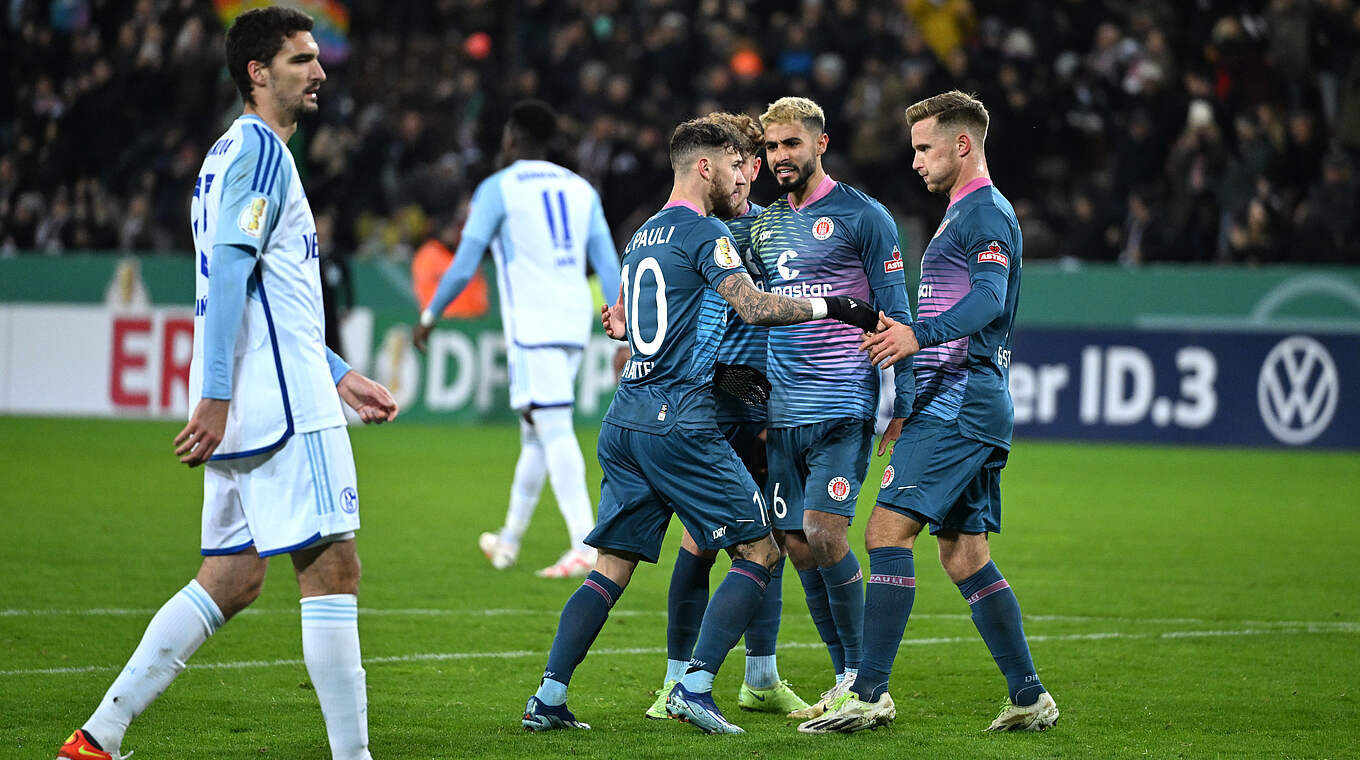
665;547;713;682
500;417;546;547
743;554;785;688
820;550;866;672
534;406;595;550
301;594;371;760
957;560;1045;706
540;571;621;697
83;580;224;754
852;547;915;702
681;559;771;694
796;566;845;676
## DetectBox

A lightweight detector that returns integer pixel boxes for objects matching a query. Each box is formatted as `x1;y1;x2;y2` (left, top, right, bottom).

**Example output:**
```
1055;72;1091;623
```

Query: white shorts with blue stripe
507;344;583;412
201;425;359;557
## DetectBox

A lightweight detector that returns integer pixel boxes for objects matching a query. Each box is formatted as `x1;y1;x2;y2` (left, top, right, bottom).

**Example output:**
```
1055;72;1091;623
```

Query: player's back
605;203;746;435
916;180;1022;447
752;182;887;427
482;159;601;347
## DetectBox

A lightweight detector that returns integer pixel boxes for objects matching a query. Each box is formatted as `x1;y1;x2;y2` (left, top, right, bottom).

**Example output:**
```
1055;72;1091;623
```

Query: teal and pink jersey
911;177;1022;449
751;176;915;428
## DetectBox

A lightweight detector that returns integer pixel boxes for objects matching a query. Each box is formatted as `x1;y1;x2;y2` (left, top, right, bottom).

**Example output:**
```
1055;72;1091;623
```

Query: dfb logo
1257;335;1339;445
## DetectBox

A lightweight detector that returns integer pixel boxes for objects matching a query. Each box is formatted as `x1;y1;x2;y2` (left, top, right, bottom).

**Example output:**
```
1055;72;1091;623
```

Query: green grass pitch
3;416;1357;759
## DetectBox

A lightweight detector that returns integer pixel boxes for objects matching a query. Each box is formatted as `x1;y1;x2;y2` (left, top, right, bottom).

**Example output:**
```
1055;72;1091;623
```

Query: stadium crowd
3;0;1359;264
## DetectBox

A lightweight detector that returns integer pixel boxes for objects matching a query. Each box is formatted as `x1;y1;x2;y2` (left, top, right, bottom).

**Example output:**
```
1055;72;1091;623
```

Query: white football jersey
466;159;607;347
188;114;344;458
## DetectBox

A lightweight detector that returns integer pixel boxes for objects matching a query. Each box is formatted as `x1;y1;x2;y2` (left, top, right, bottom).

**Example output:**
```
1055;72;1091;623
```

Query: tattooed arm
715;272;814;325
715;273;880;331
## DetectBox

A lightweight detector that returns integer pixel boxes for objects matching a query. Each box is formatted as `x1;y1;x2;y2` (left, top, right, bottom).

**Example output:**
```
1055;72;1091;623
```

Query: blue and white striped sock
301;594;371;760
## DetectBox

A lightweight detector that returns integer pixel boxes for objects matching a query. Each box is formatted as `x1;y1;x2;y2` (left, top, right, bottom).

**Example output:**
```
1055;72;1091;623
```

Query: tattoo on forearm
716;273;813;326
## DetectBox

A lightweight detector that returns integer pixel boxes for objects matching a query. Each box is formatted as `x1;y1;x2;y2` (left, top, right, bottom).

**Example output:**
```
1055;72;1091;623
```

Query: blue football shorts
764;418;873;530
876;413;1007;535
586;422;773;563
718;419;767;488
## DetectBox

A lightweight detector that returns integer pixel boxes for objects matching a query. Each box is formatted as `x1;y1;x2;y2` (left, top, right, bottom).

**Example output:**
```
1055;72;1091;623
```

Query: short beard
709;180;741;219
775;156;817;195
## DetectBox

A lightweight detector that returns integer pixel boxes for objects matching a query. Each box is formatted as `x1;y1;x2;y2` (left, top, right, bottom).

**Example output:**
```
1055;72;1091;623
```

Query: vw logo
1257;335;1339;445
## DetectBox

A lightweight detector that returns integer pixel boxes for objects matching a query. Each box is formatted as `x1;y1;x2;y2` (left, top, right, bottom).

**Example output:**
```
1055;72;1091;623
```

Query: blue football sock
820;550;865;672
681;559;771;694
666;548;714;668
797;566;845;676
540;571;622;695
957;560;1045;706
852;547;915;702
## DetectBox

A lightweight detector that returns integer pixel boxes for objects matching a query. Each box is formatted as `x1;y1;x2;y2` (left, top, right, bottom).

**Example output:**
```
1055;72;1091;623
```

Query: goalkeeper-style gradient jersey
188;114;345;458
911;178;1022;449
713;200;768;424
603;201;746;435
751;176;914;428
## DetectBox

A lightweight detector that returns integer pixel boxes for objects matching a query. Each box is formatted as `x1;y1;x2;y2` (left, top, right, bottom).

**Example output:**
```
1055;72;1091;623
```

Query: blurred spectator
1;0;1357;265
411;204;490;320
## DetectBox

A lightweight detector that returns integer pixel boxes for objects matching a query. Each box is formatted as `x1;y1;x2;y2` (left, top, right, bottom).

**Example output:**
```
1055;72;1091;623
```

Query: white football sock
83;580;224;754
500;417;546;547
534;406;594;550
301;594;371;760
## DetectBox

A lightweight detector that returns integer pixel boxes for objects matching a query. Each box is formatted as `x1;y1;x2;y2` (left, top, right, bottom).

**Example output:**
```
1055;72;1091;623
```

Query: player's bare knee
864;505;921;551
730;533;780;570
938;532;990;582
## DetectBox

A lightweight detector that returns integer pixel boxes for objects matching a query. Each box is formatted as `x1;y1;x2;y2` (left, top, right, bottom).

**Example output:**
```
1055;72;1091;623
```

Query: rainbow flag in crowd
214;0;351;64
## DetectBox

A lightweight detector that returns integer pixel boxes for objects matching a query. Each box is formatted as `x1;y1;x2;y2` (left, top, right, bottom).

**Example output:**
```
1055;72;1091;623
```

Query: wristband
419;309;436;328
810;297;828;320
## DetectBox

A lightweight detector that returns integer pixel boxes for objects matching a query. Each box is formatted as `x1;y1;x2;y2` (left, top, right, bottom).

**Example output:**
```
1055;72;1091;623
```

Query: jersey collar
948;176;993;209
788;174;837;212
663;199;704;215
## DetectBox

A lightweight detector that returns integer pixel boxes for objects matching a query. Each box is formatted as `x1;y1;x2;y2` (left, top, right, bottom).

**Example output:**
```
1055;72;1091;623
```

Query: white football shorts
201;425;360;557
507;344;583;411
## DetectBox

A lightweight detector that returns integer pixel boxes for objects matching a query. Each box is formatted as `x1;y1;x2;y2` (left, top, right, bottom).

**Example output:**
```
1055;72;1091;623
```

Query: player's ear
696;154;712;180
816;132;829;156
247;58;270;92
957;132;973;158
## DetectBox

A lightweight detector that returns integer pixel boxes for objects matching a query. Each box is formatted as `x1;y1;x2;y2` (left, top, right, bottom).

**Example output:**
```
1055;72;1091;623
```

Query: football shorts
876;413;1007;535
765;418;873;530
201;425;360;557
587;422;772;562
507;344;583;412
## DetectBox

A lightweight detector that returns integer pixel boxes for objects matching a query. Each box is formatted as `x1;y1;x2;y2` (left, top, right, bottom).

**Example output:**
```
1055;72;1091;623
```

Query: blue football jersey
714;200;768;424
913;178;1022;448
751;177;915;428
604;202;747;434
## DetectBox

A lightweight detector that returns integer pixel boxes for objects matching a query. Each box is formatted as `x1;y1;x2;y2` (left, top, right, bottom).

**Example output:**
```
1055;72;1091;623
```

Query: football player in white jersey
58;8;396;760
413;101;622;579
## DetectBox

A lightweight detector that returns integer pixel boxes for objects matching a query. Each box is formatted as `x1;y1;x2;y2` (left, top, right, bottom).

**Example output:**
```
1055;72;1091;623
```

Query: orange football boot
56;729;116;760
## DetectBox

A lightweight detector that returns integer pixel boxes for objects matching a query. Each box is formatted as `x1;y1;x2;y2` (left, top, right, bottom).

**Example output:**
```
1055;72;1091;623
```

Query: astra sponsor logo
978;242;1008;267
885;246;904;274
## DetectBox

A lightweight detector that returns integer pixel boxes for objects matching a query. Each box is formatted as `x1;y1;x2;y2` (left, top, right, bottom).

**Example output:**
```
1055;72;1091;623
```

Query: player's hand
602;301;627;341
175;398;229;467
338;371;399;424
412;322;433;353
861;312;920;367
877;417;904;457
823;296;879;332
612;345;629;377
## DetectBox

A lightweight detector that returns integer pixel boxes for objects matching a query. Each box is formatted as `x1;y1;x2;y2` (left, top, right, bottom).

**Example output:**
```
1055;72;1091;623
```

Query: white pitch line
3;625;1357;678
2;607;1353;629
